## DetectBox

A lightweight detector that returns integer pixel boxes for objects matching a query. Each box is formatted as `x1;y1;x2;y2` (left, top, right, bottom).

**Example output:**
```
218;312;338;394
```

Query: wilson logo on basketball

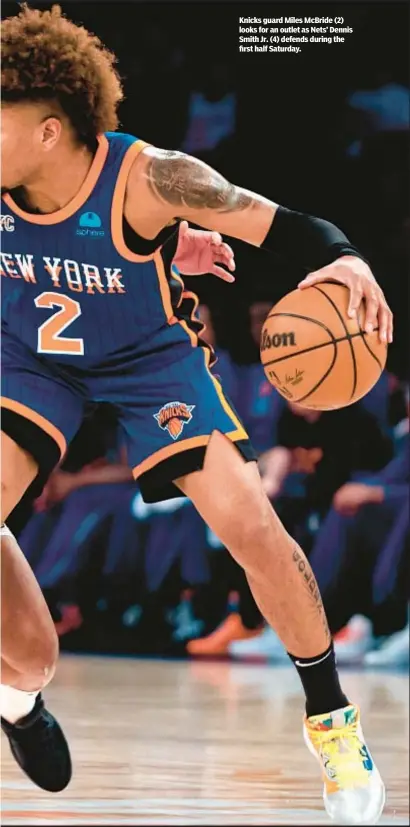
261;330;296;350
154;402;195;440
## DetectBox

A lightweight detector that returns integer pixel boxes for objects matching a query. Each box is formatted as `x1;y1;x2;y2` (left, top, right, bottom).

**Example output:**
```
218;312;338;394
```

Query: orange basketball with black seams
260;282;388;410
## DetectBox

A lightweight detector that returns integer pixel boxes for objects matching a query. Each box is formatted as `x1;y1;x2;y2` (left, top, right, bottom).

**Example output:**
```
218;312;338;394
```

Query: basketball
260;282;388;410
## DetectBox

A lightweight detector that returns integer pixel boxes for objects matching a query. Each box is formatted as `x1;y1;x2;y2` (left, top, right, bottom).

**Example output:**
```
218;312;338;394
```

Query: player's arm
126;147;392;343
127;146;276;244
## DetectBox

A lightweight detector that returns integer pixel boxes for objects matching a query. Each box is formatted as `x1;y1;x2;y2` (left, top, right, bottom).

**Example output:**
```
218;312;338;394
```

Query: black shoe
1;693;72;791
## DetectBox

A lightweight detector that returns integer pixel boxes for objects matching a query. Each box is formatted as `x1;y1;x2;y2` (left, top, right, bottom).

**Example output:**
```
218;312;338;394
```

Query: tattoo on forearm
145;150;254;213
292;547;331;641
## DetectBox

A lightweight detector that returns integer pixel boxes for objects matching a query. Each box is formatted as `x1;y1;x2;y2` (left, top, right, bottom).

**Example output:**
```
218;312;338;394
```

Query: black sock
288;642;349;718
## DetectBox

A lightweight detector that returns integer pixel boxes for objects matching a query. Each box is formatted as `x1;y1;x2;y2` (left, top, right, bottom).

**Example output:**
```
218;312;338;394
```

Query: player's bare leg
1;432;72;791
177;434;331;655
176;431;385;825
1;432;38;524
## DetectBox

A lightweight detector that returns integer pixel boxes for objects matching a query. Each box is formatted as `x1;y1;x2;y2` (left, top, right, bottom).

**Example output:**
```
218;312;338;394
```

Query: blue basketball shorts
1;330;255;502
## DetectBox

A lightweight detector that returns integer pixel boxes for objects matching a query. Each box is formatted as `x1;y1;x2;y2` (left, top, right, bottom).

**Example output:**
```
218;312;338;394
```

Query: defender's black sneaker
1;693;72;791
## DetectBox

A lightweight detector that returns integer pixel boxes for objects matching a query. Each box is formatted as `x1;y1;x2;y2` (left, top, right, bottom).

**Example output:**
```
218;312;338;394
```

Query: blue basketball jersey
1;132;191;368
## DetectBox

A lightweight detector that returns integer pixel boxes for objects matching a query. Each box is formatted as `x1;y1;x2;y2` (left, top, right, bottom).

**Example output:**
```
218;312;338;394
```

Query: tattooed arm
124;145;392;343
124;146;278;246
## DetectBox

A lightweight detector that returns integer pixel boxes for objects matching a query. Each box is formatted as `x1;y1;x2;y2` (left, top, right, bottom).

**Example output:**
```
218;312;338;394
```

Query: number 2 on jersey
35;292;84;356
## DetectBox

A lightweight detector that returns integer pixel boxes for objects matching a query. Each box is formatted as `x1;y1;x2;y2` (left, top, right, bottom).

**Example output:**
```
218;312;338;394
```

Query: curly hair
1;4;124;143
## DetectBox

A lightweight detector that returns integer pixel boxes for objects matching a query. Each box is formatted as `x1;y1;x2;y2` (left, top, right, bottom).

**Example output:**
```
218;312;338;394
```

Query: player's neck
19;141;96;215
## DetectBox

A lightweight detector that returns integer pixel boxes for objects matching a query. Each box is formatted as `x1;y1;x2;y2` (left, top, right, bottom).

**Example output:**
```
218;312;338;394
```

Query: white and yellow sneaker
304;704;385;825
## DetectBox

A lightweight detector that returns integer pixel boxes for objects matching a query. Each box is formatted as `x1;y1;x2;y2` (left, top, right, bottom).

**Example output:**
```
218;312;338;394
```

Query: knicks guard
1;133;254;501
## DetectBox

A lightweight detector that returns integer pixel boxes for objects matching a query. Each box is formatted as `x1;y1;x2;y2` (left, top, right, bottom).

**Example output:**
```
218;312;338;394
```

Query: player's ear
40;116;62;151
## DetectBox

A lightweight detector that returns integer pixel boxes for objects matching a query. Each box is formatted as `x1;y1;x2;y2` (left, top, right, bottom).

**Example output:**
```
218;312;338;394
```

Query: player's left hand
298;255;393;344
173;220;236;281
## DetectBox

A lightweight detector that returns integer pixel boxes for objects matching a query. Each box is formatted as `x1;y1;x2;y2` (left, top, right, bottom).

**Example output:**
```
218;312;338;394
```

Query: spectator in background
18;406;135;638
345;67;410;158
235;301;287;457
359;370;391;435
229;396;394;660
267;400;392;539
181;62;237;162
309;432;409;667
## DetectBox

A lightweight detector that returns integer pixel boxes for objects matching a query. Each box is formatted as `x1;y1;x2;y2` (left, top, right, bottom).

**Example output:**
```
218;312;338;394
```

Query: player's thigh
1;332;85;520
105;345;247;492
1;527;58;685
1;432;38;522
111;346;272;547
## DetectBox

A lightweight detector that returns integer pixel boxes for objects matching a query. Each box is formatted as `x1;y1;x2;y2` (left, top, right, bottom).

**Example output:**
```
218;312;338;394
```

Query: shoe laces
309;720;371;789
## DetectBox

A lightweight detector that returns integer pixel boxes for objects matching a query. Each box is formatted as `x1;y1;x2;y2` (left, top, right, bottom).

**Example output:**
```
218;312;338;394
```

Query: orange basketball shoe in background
187;613;262;656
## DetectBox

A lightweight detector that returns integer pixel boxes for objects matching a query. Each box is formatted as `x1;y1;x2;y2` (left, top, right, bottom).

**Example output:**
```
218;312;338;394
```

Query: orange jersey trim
171;287;237;428
111;139;156;263
3;135;109;225
170;270;198;344
202;348;248;439
171;268;186;309
1;397;67;457
178;288;204;346
155;250;178;324
111;138;178;323
133;434;210;478
171;272;213;356
132;429;246;480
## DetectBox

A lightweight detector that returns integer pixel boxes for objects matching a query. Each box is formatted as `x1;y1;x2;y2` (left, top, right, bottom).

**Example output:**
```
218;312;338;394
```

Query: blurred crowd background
5;1;409;668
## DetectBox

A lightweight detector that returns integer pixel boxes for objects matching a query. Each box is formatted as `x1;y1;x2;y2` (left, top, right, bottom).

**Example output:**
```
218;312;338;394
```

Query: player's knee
37;638;58;688
219;486;278;574
40;621;59;679
18;625;59;690
3;600;59;690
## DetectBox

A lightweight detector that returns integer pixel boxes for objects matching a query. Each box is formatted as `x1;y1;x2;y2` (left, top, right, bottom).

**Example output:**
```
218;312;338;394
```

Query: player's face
1;102;55;190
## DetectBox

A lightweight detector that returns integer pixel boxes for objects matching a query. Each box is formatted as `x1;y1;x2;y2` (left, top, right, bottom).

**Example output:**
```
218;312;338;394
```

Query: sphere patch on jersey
79;211;102;228
154;402;195;440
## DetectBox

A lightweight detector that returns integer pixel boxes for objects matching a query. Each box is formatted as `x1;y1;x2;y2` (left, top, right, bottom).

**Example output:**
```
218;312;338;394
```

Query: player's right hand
298;256;393;344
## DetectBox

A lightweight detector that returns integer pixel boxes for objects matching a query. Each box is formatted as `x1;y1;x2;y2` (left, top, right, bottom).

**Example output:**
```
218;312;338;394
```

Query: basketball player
1;6;392;822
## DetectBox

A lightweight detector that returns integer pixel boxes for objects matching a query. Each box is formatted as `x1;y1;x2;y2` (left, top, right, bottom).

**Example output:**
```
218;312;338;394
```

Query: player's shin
243;526;348;717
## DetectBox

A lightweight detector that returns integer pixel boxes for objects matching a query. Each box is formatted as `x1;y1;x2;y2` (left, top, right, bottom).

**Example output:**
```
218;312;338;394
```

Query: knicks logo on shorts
154;402;195;440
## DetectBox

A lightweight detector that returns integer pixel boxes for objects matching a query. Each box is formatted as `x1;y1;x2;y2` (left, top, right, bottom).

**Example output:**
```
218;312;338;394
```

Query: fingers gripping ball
260;283;388;410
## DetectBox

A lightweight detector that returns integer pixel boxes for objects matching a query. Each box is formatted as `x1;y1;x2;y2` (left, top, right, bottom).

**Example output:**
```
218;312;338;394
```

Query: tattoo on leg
292;547;331;641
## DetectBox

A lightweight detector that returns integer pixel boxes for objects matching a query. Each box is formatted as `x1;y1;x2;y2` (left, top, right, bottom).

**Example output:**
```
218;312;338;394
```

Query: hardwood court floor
1;655;408;825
